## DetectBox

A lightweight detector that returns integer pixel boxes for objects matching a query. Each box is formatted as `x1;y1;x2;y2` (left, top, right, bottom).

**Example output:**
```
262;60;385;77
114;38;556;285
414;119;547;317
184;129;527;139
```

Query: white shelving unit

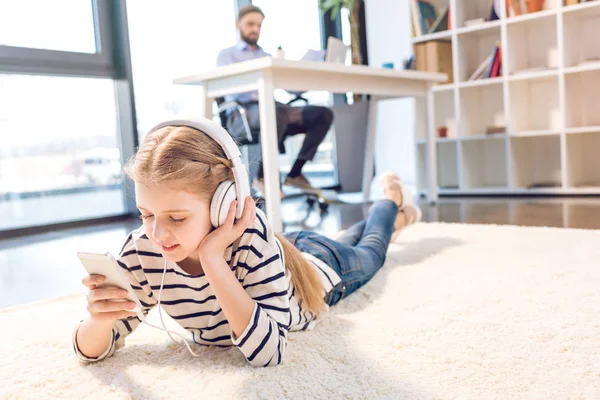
412;0;600;195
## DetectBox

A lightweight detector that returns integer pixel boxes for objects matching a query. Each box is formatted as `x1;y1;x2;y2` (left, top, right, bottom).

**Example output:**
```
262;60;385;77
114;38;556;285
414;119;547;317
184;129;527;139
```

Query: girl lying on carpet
73;118;421;367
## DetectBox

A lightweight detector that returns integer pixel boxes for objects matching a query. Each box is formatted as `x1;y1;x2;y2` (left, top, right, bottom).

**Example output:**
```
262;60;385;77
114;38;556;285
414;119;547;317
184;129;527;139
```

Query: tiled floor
2;197;599;308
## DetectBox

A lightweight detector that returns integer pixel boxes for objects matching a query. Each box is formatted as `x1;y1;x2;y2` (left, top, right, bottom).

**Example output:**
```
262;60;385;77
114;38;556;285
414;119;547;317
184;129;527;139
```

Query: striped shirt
73;209;340;367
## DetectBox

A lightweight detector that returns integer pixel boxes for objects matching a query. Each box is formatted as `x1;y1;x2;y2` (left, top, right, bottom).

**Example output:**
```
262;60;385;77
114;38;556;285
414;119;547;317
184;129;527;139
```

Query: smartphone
77;252;144;315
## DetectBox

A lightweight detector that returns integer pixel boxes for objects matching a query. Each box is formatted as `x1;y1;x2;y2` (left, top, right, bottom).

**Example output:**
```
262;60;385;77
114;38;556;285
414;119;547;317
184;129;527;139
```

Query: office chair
215;96;329;213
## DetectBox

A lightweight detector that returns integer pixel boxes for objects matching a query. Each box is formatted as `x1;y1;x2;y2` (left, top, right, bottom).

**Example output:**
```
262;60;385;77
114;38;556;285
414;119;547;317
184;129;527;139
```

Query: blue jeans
282;200;398;306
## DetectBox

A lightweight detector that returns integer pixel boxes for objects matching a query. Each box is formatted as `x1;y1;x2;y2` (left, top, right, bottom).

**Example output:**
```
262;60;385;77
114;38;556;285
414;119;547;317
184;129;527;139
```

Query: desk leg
362;96;380;201
257;71;283;232
425;87;438;203
200;84;212;119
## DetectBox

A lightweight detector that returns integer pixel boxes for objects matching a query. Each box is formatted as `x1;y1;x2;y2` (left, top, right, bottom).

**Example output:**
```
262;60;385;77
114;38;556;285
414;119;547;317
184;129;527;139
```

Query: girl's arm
197;199;290;367
201;255;255;338
73;234;156;362
75;317;116;359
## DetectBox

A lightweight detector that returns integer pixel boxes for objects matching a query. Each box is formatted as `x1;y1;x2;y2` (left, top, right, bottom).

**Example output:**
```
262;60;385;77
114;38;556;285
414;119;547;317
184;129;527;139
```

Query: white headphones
147;118;251;228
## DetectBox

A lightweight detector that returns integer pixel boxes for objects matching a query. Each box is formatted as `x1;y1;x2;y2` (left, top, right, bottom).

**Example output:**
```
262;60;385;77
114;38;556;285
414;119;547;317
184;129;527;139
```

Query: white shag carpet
1;223;599;400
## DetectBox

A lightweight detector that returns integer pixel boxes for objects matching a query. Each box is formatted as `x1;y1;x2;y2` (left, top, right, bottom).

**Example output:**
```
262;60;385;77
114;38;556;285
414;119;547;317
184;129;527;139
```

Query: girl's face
135;182;212;264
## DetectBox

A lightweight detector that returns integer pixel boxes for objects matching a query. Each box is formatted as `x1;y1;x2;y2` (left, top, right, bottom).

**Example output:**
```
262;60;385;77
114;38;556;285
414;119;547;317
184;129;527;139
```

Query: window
0;74;126;230
0;0;97;53
126;0;237;137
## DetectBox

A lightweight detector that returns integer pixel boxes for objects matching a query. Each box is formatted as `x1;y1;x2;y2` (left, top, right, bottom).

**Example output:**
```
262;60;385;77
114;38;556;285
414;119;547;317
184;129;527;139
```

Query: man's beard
240;32;258;46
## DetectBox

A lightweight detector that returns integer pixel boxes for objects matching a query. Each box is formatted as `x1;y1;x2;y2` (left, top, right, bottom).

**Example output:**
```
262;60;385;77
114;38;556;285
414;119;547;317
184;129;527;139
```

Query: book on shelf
565;0;596;4
483;46;497;78
489;45;502;78
410;1;450;37
468;43;502;81
430;6;449;33
506;0;547;16
469;54;493;81
410;0;423;36
419;1;438;33
491;0;501;20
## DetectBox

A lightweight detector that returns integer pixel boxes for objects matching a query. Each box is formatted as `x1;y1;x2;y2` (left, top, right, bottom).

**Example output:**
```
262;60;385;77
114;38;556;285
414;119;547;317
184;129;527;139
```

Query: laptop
300;37;348;65
325;37;348;64
289;38;348;97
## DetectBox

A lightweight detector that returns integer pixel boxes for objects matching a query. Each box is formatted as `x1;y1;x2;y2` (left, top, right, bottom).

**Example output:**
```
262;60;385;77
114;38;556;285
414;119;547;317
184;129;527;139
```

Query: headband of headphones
146;118;251;220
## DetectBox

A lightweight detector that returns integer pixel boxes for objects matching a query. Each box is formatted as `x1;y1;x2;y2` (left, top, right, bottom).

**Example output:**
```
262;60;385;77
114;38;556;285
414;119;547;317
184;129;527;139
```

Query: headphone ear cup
210;181;238;227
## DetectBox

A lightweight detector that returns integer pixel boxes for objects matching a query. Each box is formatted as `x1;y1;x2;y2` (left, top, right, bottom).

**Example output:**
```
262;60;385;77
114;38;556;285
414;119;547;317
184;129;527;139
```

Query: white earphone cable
136;258;228;358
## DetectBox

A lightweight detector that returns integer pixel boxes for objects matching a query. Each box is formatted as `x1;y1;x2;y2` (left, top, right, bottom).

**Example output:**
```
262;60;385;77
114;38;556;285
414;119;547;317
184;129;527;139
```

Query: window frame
0;0;115;78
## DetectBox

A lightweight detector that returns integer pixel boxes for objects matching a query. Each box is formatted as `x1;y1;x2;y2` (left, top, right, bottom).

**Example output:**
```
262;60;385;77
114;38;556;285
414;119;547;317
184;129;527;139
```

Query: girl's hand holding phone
81;274;139;321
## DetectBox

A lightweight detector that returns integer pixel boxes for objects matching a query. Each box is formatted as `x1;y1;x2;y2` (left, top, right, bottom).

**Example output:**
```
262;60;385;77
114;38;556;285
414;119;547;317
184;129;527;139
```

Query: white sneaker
253;178;284;199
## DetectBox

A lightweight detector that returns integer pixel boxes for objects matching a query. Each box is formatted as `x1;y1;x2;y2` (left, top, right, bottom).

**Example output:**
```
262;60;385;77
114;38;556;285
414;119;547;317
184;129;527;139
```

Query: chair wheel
306;197;316;207
318;199;329;212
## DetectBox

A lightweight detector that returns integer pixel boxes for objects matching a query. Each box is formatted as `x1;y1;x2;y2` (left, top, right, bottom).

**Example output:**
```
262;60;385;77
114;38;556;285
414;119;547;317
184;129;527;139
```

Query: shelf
437;188;463;194
562;0;600;16
510;129;560;137
565;70;600;129
460;83;505;137
566;132;600;187
432;83;455;92
438;137;459;143
510;135;561;189
458;77;503;88
456;20;501;36
508;75;560;134
565;126;600;135
505;8;558;25
412;30;452;44
563;186;600;194
460;133;506;141
411;0;600;197
507;68;558;82
449;186;509;193
438;187;600;195
564;62;600;75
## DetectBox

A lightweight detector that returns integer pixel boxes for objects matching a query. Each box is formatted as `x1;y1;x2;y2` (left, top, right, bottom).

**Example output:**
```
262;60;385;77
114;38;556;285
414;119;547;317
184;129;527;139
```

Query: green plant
318;0;363;65
319;0;357;21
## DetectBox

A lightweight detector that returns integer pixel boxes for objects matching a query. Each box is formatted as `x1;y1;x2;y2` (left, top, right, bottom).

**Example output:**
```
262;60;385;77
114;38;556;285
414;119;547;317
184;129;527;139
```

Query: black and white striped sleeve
231;224;290;367
73;234;157;363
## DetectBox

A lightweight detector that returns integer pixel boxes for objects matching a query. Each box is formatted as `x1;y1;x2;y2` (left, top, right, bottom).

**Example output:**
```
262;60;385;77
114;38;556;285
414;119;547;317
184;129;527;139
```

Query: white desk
174;58;446;231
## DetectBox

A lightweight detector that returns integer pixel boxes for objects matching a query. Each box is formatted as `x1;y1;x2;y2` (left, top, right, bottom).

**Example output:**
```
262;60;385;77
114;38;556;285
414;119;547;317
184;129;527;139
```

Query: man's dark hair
237;5;265;21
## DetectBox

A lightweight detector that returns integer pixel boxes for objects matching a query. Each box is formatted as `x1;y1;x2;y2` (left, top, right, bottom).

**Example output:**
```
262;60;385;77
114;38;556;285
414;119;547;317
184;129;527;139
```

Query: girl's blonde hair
124;126;326;315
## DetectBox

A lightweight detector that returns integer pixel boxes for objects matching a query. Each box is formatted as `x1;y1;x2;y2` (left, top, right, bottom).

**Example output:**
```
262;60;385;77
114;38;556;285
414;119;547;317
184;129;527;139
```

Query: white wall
364;0;417;197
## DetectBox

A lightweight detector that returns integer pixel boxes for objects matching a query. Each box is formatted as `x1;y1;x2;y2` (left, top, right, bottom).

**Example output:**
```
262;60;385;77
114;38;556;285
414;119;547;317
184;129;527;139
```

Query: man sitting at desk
217;5;334;195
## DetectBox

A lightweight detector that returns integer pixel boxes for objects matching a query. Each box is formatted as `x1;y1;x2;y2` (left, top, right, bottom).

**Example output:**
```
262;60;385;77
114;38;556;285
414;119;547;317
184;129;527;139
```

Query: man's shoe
253;178;284;199
283;174;320;194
